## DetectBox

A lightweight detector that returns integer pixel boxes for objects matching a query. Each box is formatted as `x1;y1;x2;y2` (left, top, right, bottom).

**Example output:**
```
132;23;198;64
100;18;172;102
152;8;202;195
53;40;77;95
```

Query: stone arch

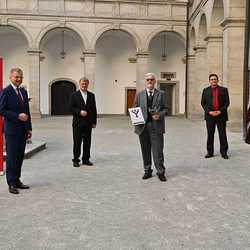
91;24;142;52
210;0;224;35
35;22;89;51
190;26;196;53
145;27;186;52
5;21;33;49
197;13;208;46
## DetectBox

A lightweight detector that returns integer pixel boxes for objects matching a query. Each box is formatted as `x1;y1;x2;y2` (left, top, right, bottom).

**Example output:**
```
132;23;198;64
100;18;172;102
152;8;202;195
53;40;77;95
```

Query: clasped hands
209;111;221;117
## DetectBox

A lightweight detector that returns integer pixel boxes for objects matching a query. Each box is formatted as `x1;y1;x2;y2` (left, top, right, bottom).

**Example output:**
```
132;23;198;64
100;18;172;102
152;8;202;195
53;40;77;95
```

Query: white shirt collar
10;83;19;90
147;88;155;94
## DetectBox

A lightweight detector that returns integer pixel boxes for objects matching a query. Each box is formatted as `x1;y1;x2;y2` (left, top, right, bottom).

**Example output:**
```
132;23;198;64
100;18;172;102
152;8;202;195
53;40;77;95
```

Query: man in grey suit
132;73;169;182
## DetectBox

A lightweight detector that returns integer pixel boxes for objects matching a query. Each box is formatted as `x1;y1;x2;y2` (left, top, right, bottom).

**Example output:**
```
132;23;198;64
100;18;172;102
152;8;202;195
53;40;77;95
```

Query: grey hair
10;68;23;75
144;73;157;82
79;77;89;84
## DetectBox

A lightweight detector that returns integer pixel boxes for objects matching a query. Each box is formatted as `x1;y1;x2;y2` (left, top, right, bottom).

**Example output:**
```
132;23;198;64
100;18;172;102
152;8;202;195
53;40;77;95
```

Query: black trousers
72;126;92;162
206;120;228;155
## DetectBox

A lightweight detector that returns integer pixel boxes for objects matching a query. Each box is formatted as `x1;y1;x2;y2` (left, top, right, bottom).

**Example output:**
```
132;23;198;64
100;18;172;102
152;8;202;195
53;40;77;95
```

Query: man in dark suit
0;68;32;194
68;77;97;167
133;73;169;181
201;74;230;159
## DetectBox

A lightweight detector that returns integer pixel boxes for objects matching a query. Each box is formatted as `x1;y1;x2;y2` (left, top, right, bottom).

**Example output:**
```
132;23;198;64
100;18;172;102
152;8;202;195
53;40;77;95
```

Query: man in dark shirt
201;74;230;159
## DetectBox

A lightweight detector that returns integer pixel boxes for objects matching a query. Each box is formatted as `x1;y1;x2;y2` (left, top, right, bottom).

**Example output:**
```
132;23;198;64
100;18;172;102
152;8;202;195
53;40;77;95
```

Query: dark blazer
68;90;97;128
0;84;32;134
133;88;169;135
201;86;230;122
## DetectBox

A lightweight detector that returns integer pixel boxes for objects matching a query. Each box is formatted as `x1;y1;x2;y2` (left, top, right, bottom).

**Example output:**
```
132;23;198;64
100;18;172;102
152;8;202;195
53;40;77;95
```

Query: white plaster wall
95;34;136;114
148;34;186;114
40;33;83;114
0;33;29;89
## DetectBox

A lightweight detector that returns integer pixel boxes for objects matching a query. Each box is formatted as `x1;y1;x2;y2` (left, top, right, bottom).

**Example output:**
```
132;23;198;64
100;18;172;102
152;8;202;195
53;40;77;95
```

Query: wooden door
52;81;76;115
127;89;136;115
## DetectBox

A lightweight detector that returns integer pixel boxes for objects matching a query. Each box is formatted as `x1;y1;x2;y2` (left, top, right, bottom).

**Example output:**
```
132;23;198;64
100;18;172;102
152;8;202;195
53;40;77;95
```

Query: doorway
126;89;136;115
160;84;173;116
51;81;76;115
159;81;179;116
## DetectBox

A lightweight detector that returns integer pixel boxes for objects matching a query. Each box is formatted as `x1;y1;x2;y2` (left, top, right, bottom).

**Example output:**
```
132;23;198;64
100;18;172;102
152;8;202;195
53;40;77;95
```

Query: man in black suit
68;77;97;167
133;73;169;181
0;68;32;194
201;74;230;159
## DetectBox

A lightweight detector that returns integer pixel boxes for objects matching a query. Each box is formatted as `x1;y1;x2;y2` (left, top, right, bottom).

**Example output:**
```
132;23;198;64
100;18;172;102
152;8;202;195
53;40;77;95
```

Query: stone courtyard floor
0;116;250;250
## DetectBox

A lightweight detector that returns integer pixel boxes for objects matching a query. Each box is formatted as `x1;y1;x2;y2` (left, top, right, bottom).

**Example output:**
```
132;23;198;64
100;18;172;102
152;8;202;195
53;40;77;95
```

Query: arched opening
51;80;76;115
95;30;137;115
148;32;186;115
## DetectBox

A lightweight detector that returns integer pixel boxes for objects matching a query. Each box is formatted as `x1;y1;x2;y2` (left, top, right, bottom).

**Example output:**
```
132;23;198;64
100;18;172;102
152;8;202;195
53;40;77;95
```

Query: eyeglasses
210;79;218;81
145;78;155;81
12;76;24;79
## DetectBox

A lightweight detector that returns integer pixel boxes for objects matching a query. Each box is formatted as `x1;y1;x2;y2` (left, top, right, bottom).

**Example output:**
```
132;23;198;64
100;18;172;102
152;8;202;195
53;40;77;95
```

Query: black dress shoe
82;160;93;166
205;153;213;158
16;182;29;189
158;175;167;182
9;185;19;194
142;173;152;179
221;154;229;159
73;161;80;167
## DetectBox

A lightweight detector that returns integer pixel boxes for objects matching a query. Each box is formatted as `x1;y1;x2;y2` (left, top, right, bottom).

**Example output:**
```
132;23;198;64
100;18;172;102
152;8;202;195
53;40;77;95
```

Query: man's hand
80;110;87;116
19;113;28;121
27;130;32;139
152;114;160;120
209;111;221;117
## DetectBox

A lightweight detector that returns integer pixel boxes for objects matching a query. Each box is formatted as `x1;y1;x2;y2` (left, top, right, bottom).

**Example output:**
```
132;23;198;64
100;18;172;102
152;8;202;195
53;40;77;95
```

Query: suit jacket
133;88;169;135
201;85;230;122
68;90;97;128
0;84;32;135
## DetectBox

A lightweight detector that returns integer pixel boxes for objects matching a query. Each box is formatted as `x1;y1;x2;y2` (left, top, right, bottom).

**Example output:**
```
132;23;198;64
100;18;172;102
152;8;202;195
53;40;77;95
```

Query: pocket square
221;93;224;95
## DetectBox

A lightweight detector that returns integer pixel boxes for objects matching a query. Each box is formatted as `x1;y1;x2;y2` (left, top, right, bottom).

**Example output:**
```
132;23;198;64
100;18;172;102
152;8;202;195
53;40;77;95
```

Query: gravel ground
0;116;250;250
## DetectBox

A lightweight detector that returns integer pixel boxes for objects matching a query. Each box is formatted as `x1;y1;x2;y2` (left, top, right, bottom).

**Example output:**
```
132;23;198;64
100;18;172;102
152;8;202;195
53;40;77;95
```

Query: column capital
27;50;42;54
220;18;245;29
82;51;97;57
204;35;223;43
135;52;150;58
188;53;195;59
193;46;206;52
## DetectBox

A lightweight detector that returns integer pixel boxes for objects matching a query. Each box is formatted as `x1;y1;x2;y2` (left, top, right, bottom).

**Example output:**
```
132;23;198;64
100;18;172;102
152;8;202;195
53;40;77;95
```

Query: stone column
187;53;195;119
205;35;223;81
82;51;96;93
193;46;207;120
221;19;245;131
27;50;41;118
136;52;149;91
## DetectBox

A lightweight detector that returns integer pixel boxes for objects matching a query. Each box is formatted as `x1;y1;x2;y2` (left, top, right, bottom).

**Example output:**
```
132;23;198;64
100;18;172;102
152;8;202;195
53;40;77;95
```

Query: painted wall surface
40;33;84;114
95;34;136;114
0;33;29;89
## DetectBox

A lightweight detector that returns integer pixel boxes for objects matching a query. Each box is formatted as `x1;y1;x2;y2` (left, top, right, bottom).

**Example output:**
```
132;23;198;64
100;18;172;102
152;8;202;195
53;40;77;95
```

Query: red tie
17;88;24;107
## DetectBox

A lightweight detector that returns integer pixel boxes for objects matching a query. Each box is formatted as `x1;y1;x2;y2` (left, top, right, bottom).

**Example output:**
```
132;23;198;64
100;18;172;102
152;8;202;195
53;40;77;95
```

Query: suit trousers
206;120;228;155
5;126;27;186
139;122;165;175
73;126;92;162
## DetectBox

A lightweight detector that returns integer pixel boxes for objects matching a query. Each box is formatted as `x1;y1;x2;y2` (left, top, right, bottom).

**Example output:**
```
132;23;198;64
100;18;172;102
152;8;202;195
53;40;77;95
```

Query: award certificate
129;107;145;125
